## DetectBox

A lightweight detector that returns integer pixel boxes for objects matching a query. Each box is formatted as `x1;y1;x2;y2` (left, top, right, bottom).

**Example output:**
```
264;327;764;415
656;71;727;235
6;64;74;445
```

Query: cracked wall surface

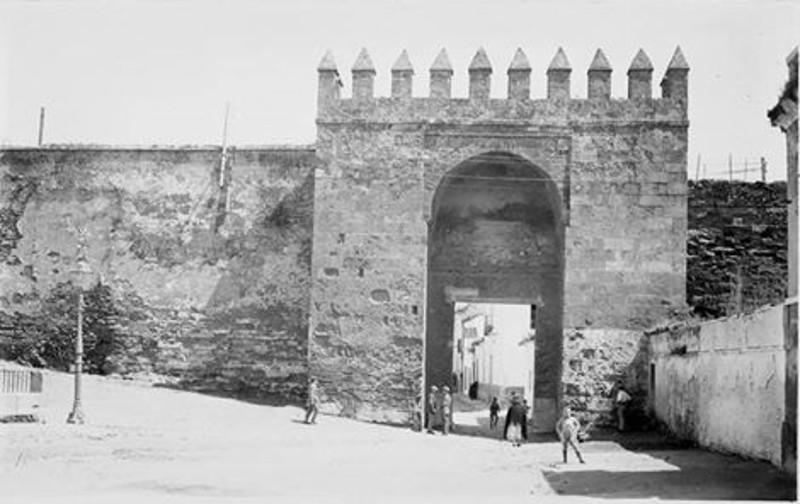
313;91;688;427
0;147;316;401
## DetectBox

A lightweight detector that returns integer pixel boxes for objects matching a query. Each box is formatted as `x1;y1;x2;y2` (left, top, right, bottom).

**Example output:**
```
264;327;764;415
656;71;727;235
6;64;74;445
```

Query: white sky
0;0;797;180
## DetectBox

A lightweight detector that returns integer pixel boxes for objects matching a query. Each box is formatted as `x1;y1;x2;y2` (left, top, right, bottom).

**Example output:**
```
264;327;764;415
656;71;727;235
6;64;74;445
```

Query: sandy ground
0;367;796;504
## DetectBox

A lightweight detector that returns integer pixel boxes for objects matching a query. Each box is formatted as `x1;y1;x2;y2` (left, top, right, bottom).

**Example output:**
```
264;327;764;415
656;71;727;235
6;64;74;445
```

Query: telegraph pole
37;107;45;147
728;154;733;182
219;103;230;188
695;154;701;181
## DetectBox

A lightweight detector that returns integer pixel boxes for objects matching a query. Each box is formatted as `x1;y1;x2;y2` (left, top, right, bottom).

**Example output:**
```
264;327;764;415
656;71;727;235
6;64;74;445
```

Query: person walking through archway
503;394;527;447
489;397;500;430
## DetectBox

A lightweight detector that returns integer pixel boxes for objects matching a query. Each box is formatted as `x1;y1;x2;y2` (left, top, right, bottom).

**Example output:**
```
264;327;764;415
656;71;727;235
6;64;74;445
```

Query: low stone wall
562;328;649;428
649;303;791;467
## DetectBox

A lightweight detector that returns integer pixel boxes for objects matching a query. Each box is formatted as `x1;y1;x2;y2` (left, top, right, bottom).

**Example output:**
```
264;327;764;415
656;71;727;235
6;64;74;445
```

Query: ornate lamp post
66;235;94;424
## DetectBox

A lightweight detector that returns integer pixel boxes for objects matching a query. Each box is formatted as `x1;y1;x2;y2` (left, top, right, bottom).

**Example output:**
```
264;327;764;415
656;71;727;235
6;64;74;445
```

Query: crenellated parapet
317;46;689;123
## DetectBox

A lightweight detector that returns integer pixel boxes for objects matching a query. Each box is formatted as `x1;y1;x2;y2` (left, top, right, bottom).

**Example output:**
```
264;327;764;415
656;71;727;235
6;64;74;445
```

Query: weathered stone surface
562;328;648;427
313;52;688;428
0;49;693;430
0;147;316;402
688;180;788;318
649;303;788;466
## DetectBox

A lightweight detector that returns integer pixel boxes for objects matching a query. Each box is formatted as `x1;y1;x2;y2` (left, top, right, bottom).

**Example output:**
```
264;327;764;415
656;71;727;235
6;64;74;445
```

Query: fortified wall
0;147;316;400
312;47;689;428
0;46;690;430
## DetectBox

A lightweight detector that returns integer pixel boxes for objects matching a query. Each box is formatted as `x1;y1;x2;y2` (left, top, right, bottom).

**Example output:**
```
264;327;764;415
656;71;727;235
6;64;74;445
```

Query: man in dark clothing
468;381;478;400
489;397;500;430
503;395;527;446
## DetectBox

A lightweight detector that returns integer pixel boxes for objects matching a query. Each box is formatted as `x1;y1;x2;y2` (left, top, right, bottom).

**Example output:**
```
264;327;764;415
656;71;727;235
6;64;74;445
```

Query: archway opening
449;300;537;436
425;151;564;434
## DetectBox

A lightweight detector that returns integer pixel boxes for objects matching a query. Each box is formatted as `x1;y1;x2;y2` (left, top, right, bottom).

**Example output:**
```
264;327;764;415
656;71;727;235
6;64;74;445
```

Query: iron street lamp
66;245;94;424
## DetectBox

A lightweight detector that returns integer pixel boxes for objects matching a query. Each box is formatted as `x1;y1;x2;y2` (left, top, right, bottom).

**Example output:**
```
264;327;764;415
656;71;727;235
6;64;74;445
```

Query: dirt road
0;367;795;503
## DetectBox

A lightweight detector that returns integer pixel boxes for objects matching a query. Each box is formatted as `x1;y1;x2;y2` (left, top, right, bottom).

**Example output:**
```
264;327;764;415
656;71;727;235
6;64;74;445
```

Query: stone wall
688;180;788;318
0;146;316;402
566;125;687;330
313;47;688;428
649;303;791;467
562;328;648;428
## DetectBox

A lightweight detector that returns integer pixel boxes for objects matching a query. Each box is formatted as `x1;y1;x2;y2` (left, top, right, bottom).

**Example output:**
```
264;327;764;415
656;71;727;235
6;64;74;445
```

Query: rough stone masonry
312;46;688;429
0;46;689;430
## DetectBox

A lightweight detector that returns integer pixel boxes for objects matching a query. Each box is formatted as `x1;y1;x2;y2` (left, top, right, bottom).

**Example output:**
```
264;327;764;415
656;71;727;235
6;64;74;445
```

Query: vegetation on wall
1;281;123;374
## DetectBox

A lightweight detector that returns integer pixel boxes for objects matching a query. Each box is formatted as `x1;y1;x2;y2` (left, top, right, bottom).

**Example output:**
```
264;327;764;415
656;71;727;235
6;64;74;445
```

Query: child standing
555;407;585;464
489;397;500;430
304;377;320;424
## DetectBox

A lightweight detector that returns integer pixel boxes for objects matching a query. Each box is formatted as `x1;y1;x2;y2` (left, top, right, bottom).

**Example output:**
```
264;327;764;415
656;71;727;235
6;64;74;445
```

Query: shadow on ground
542;429;797;501
152;382;300;408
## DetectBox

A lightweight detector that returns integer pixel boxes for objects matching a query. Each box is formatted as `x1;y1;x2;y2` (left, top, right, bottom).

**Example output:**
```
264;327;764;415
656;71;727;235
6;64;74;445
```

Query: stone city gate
427;151;565;431
309;45;689;430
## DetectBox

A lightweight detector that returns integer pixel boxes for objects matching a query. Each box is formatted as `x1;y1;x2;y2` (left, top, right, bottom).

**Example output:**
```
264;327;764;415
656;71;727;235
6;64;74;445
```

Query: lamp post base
66;407;85;424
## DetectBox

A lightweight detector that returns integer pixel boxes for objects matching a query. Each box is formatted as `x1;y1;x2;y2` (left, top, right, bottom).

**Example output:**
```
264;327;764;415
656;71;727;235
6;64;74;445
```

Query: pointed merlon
508;47;531;71
589;49;612;71
629;49;653;71
469;47;492;71
667;46;689;70
431;48;453;71
352;48;376;72
548;47;571;71
318;50;338;71
392;50;414;72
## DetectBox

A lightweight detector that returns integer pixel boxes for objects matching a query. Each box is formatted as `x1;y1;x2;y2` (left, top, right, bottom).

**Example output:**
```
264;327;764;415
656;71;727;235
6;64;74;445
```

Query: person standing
304;377;320;424
503;394;527;447
412;392;423;432
489;397;500;430
441;385;453;435
555;407;585;464
426;385;439;434
614;382;631;432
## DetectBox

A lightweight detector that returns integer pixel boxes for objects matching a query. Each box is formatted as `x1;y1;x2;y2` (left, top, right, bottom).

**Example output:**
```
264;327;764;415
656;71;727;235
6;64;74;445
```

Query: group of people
496;393;586;463
498;394;529;446
423;384;454;435
306;375;634;465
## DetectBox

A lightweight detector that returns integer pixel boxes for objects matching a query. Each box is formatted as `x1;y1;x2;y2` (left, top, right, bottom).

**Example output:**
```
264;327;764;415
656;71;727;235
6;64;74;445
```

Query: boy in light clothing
615;383;632;432
555;407;585;464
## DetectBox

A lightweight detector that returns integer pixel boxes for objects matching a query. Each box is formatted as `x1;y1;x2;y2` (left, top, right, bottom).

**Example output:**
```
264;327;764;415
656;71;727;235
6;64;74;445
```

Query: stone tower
311;46;689;429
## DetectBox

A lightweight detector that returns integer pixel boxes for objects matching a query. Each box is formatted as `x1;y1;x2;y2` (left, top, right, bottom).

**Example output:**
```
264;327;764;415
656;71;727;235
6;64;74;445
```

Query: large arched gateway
426;152;564;431
310;46;688;429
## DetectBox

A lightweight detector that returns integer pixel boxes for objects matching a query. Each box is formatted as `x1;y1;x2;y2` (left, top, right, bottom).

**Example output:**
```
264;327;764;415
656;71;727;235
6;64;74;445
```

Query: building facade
0;46;689;430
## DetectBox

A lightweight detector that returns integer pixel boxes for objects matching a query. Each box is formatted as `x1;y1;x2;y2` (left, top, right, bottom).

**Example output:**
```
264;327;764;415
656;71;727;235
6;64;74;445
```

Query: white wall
454;303;533;403
650;304;787;466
